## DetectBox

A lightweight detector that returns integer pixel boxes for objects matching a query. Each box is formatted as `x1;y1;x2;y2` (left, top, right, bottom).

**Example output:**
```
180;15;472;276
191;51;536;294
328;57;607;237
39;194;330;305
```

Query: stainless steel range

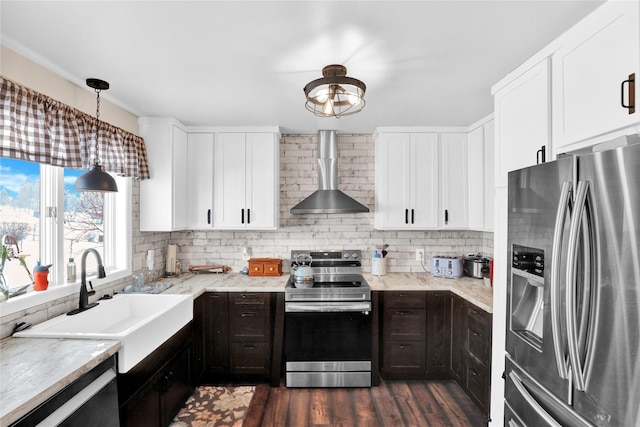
284;249;372;387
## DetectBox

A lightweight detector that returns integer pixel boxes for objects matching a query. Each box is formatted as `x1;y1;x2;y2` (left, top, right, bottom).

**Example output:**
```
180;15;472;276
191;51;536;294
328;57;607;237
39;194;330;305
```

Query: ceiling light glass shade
74;163;118;192
304;64;366;118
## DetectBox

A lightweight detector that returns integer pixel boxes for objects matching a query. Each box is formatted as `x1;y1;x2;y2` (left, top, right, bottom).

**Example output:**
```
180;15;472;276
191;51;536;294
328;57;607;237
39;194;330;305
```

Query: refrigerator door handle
551;181;572;380
509;371;563;427
565;180;598;392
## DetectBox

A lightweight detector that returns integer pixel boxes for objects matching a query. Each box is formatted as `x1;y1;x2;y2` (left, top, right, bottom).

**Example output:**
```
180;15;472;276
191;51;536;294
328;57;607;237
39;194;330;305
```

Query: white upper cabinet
139;118;189;231
374;132;439;230
493;58;550;189
213;132;279;230
552;0;639;152
466;118;495;232
187;132;214;229
440;133;468;229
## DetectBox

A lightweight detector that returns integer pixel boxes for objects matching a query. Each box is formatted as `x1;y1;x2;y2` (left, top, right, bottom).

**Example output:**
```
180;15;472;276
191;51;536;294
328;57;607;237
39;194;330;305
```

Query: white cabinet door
214;133;247;229
483;120;495;232
440;133;468;229
187;132;214;228
246;132;279;229
139;118;189;232
467;126;485;230
466;120;495;232
172;126;189;230
412;133;439;229
553;0;639;150
375;133;438;229
213;132;279;229
375;133;410;229
494;58;550;189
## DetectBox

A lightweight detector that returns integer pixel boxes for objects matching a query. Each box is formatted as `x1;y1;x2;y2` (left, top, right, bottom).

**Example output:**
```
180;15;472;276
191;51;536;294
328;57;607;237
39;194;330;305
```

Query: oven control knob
351;253;358;258
343;252;349;258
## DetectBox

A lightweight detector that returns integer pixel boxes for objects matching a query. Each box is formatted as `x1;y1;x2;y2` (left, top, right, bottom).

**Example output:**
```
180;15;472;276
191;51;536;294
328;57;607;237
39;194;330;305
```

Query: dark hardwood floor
243;380;489;427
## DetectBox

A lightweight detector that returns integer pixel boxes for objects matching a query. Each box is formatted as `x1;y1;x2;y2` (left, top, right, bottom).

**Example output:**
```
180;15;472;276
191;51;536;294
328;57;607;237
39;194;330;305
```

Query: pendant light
304;64;366;118
74;78;118;192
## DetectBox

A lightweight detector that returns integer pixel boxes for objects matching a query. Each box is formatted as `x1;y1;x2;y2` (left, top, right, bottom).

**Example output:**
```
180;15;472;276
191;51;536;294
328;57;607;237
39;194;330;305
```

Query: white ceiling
1;1;604;134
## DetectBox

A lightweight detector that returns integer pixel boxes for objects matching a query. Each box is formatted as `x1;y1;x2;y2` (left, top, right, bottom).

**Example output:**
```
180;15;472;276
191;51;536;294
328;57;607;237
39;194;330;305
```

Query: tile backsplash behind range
171;134;493;273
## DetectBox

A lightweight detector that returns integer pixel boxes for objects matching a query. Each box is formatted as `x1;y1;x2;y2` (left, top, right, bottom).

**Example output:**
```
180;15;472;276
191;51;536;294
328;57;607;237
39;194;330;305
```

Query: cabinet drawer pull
399;344;411;349
621;73;635;114
396;310;409;315
241;311;257;317
241;294;258;299
244;344;257;349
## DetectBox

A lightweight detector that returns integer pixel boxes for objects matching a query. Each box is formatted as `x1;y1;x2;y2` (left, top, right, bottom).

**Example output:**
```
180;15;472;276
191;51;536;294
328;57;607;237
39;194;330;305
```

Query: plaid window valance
0;77;150;179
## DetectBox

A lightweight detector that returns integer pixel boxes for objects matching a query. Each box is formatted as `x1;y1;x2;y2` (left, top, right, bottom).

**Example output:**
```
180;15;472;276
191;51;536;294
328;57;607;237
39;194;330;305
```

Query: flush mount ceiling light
74;78;118;192
304;64;366;118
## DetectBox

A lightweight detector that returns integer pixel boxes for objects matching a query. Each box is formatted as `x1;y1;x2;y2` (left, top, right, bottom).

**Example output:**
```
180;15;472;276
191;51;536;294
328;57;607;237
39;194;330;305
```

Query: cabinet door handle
241;311;257;317
405;209;409;224
621;73;635;114
207;209;211;224
396;310;409;315
411;209;415;224
536;145;546;164
241;209;245;224
399;344;411;349
445;209;449;224
247;208;251;224
244;344;257;349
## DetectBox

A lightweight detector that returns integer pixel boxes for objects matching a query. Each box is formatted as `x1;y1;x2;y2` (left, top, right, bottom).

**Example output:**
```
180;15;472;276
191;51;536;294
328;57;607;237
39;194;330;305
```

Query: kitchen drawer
384;292;427;309
382;341;426;376
383;308;426;341
229;308;270;341
229;341;271;375
468;314;490;362
466;354;490;412
229;292;270;307
467;304;491;329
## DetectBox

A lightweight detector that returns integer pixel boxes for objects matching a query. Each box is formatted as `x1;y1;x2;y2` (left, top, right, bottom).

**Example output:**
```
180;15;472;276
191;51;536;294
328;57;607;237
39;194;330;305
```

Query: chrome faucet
67;248;106;315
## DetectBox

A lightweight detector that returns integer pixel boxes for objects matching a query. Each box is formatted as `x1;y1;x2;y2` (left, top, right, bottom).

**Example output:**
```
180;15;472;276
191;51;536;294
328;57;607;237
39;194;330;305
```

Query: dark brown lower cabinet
196;292;273;383
118;324;193;427
380;290;491;415
381;291;451;380
450;293;492;414
425;292;451;377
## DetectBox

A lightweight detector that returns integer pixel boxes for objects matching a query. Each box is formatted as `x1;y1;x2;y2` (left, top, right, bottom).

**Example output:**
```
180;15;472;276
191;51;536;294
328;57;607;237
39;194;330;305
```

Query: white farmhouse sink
14;293;192;373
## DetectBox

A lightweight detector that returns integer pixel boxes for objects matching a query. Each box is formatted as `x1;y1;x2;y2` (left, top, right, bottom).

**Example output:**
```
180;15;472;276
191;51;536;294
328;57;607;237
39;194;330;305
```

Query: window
0;158;131;310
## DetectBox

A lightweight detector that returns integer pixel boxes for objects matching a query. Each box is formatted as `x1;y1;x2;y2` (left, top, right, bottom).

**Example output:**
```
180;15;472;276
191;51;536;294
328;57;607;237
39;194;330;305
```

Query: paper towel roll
166;244;177;274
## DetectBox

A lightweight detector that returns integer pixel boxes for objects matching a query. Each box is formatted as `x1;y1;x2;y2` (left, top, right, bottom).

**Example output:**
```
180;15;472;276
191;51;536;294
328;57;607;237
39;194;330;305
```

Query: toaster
430;256;463;278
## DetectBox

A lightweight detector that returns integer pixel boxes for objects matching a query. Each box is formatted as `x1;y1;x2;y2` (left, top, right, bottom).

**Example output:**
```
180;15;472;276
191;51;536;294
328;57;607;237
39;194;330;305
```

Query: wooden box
247;258;282;276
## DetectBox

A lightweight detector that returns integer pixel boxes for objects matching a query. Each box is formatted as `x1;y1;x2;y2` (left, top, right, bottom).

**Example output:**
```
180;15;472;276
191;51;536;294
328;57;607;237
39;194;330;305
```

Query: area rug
169;386;255;427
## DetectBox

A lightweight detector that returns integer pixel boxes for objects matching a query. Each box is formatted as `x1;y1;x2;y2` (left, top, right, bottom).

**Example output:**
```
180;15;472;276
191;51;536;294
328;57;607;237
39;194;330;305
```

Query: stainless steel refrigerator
505;141;640;426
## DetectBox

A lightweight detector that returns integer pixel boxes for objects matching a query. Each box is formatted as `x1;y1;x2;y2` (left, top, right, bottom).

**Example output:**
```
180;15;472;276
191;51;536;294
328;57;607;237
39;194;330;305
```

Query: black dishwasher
11;356;119;427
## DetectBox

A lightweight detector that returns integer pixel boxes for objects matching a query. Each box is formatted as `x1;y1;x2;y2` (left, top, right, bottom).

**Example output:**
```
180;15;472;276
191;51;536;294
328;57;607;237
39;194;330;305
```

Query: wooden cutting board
188;265;231;274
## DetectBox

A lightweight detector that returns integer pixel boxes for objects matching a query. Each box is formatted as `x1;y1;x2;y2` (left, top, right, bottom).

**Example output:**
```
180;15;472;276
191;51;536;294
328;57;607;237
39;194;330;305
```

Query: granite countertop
1;271;492;424
158;271;493;313
0;337;120;425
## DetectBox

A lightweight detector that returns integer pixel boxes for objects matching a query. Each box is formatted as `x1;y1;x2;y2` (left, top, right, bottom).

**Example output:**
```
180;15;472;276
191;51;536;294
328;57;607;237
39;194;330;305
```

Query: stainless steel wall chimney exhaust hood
290;130;369;214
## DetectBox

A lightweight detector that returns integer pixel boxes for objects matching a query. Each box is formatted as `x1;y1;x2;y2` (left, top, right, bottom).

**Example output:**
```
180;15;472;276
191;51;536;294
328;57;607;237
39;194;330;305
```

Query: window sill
0;268;131;318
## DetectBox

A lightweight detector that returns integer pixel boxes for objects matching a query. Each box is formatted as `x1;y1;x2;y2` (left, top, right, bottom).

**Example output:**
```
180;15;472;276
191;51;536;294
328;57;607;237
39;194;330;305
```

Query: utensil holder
372;257;387;276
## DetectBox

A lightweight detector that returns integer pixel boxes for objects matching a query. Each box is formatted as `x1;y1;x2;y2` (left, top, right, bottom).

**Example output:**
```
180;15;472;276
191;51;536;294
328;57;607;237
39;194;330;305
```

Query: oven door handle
285;302;371;313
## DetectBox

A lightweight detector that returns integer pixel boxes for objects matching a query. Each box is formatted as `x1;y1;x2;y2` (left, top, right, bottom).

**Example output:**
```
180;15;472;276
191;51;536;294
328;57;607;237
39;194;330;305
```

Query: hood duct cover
290;130;369;214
